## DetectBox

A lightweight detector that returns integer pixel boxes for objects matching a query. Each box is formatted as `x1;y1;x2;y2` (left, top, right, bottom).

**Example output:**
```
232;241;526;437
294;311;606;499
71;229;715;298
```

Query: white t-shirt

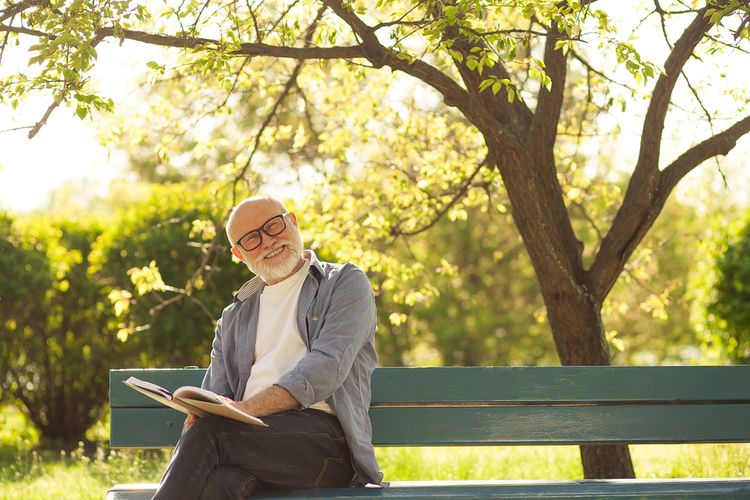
242;258;334;414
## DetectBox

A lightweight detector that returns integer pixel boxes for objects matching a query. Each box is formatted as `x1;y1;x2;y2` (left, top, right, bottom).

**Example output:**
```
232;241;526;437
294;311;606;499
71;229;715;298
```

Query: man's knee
177;415;228;455
184;416;226;440
200;466;257;500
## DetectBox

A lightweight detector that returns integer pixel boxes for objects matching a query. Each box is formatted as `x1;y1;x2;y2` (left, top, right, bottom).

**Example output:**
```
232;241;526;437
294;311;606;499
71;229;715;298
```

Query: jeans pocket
313;454;350;488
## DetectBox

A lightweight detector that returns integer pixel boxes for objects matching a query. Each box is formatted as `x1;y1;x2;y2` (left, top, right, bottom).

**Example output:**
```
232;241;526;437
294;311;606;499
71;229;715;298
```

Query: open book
123;376;266;427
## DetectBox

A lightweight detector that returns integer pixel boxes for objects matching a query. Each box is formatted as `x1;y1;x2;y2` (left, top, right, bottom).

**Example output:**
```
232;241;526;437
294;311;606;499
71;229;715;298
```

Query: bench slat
371;366;750;403
111;408;183;447
111;403;750;447
110;367;750;407
369;404;750;445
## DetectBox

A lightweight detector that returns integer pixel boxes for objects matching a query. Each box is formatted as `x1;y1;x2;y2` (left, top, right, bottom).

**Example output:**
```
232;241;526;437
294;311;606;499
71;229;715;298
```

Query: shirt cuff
276;369;315;408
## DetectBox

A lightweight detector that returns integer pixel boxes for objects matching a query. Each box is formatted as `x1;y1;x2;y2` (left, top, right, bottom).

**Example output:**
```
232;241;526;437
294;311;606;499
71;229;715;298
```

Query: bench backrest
110;366;750;448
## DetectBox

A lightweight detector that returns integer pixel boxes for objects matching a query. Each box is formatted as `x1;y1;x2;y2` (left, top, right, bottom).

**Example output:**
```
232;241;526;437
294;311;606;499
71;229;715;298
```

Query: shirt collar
234;249;323;302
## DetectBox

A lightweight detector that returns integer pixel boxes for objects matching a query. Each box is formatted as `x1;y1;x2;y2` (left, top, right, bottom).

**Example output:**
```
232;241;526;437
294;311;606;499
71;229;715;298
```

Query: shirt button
312;316;319;322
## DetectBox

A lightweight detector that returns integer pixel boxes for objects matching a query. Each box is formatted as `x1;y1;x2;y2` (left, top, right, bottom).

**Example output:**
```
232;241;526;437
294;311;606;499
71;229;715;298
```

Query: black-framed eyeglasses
234;213;289;251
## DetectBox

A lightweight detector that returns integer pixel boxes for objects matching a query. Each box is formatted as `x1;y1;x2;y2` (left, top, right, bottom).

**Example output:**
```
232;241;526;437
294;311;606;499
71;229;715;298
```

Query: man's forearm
238;385;300;417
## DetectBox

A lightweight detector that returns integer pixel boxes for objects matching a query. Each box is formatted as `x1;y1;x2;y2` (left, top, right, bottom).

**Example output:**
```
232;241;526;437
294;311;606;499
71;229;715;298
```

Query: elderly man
153;196;382;499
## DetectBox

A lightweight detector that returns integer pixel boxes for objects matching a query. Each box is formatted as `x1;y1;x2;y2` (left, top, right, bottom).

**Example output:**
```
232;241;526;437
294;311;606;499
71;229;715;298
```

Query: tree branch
569;48;638;93
661;114;750;193
427;1;532;134
25;30;110;138
231;5;326;200
0;0;46;22
523;12;586;281
246;0;263;42
28;91;63;138
529;22;567;154
0;23;50;38
635;3;715;176
585;114;750;300
373;19;431;30
5;4;492;140
0;23;365;57
319;0;511;139
99;26;363;58
706;33;750;53
392;158;490;238
682;69;714;127
0;28;9;65
587;2;724;300
231;61;303;199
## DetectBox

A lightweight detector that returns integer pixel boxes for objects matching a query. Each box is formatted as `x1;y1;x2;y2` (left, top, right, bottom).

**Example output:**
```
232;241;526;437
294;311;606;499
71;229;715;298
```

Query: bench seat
106;478;750;499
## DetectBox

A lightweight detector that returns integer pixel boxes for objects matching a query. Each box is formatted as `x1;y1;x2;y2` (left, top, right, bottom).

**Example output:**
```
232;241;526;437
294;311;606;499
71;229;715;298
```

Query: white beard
245;226;304;283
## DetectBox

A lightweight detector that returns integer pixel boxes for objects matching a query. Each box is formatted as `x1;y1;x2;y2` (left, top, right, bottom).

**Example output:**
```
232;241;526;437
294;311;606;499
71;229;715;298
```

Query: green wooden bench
107;366;750;499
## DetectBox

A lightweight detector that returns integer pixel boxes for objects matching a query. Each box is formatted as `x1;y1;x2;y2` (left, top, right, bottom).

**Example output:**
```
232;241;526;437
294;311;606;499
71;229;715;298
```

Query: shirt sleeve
201;317;232;397
276;265;376;408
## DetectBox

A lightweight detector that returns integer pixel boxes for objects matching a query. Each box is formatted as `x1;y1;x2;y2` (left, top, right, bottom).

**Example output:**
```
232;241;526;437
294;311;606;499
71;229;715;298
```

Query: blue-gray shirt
201;250;383;486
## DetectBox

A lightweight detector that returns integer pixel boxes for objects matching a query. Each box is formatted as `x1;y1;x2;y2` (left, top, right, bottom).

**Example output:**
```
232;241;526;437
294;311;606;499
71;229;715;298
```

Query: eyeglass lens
239;214;286;251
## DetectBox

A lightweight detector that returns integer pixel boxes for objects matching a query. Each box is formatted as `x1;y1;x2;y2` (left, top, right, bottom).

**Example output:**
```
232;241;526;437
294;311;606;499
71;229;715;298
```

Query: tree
3;0;749;477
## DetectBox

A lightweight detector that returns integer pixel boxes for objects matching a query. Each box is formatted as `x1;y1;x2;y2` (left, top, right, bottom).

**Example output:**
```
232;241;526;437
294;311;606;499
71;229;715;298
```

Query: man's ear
288;212;298;227
231;246;244;261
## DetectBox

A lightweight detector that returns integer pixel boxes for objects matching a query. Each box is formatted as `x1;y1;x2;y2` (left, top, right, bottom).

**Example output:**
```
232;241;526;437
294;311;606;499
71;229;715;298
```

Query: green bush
709;213;750;363
0;213;122;447
88;183;248;367
0;184;249;446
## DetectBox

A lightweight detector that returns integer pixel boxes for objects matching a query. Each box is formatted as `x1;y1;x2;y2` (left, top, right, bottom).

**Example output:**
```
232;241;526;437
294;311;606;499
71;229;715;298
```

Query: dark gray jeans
152;409;354;499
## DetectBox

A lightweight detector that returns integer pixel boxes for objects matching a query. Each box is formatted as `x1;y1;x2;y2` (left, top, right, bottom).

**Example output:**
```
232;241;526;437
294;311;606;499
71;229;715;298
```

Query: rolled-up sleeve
277;265;375;408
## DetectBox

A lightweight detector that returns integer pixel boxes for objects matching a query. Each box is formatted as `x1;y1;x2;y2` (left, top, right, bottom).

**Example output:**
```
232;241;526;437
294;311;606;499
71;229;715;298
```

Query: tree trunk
539;282;636;479
489;124;638;478
580;445;636;479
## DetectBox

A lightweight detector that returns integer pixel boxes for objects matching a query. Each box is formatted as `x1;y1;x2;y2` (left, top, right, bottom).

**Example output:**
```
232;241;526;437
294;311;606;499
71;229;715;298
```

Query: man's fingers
184;413;198;431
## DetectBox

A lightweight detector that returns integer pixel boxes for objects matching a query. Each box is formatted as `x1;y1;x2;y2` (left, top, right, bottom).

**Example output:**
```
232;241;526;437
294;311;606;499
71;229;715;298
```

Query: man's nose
259;232;280;251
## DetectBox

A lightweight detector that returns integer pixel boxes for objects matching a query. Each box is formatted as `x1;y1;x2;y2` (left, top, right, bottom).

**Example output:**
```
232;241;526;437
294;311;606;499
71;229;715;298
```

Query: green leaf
543;75;552;92
75;104;89;119
478;78;494;92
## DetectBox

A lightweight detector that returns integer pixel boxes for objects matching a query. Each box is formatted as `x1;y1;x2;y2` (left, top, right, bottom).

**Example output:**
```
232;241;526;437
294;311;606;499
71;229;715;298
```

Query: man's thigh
191;408;353;490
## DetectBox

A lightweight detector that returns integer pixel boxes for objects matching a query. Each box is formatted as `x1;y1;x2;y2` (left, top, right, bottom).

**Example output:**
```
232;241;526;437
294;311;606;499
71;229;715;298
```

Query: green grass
376;444;750;481
1;443;749;499
377;446;583;480
0;445;169;500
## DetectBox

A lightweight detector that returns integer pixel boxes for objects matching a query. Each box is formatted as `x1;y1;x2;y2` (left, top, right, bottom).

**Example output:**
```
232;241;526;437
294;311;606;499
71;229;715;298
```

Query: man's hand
218;385;299;417
184;413;199;431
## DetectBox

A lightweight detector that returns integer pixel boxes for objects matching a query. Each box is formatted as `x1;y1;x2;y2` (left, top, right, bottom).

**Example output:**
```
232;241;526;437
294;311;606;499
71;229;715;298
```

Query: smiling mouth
264;246;285;259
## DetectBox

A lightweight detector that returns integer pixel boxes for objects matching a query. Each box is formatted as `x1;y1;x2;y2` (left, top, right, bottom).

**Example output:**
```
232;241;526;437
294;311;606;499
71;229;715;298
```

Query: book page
123;377;208;417
173;386;223;404
124;376;174;400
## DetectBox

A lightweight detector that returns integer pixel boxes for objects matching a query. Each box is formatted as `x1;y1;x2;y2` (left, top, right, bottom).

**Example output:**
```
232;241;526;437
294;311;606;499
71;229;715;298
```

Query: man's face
229;200;304;283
